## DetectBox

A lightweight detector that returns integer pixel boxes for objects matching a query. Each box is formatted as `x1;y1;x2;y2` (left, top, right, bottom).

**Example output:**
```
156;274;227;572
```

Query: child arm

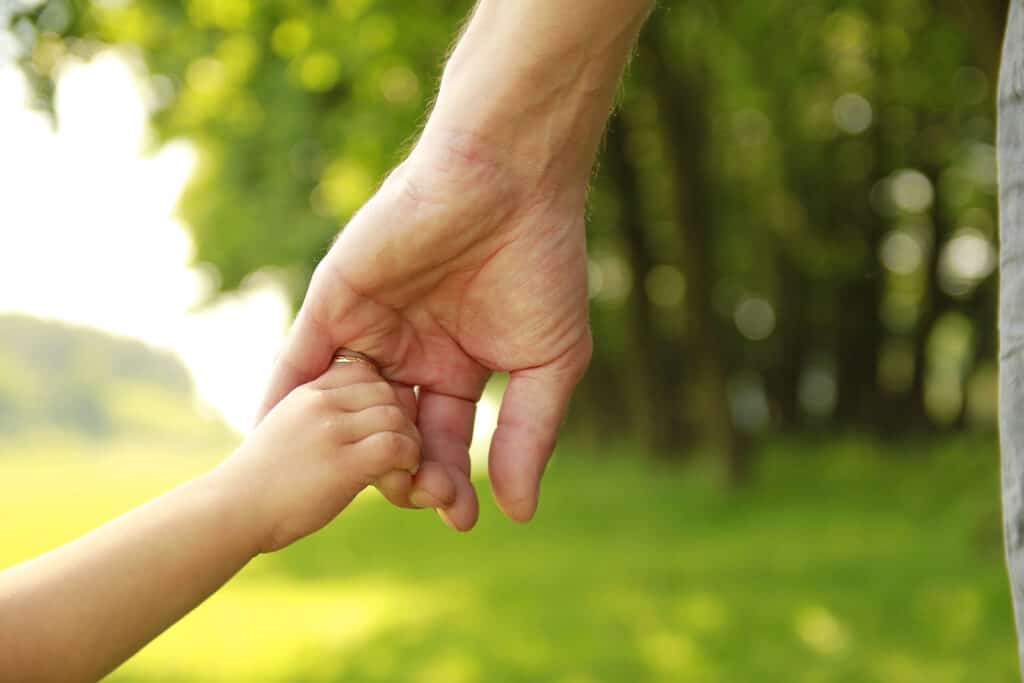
0;358;418;682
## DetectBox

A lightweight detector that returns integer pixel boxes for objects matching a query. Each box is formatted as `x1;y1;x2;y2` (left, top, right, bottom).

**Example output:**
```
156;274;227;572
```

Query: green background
2;0;1018;680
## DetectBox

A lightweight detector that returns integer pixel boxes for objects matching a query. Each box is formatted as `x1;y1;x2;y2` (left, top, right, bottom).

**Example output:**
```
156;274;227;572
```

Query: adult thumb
487;345;590;522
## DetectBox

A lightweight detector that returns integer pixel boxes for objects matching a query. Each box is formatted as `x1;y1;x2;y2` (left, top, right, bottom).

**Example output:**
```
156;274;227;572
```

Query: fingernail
437;507;459;531
409;489;440;509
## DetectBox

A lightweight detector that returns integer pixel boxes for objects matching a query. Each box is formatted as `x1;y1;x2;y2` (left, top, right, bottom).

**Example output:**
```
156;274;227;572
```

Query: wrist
420;0;650;195
422;69;599;196
196;460;264;560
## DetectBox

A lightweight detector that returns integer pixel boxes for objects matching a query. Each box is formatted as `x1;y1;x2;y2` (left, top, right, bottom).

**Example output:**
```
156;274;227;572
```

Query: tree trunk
603;117;688;454
645;29;749;484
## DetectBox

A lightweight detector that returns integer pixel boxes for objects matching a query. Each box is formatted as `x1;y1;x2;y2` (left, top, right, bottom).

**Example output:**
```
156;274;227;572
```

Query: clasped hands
216;135;593;553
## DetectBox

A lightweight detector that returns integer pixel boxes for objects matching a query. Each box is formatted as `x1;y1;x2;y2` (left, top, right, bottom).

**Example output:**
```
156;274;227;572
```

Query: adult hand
257;135;592;531
258;0;650;530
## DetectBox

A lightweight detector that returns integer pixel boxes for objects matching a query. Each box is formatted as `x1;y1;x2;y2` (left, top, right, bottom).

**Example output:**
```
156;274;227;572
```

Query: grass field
0;434;1017;682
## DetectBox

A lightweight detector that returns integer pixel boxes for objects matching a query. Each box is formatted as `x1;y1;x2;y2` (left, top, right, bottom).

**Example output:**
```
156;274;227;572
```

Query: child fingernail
409;489;440;508
437;507;458;531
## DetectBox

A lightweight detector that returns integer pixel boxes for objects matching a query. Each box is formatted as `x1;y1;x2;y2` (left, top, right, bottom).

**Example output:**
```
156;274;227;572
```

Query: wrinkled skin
258;137;593;530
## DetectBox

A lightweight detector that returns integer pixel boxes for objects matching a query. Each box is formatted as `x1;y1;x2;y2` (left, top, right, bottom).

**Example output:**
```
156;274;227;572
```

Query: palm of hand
260;153;592;529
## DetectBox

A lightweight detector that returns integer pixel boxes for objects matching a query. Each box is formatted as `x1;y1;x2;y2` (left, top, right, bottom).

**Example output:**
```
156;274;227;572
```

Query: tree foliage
6;0;1008;474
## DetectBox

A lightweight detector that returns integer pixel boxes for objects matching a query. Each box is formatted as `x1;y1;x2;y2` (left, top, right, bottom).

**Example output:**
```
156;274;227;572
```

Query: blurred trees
585;0;1004;479
6;0;1006;476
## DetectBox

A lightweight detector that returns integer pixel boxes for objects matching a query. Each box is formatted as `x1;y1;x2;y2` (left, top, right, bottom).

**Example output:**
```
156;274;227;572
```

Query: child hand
214;352;421;554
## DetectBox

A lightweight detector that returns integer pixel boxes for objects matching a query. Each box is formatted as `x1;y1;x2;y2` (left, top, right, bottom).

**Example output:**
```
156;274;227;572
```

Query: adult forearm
0;469;257;682
421;0;653;193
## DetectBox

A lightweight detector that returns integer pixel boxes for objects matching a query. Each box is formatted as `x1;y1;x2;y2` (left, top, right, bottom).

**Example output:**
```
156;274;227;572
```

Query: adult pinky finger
435;462;479;532
411;390;480;530
489;347;589;523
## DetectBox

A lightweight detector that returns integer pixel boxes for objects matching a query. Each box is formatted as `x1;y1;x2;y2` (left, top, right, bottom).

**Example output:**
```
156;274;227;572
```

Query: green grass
0;434;1017;682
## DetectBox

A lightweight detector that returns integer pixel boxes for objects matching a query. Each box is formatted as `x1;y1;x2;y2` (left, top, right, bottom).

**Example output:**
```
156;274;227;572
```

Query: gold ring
332;349;378;371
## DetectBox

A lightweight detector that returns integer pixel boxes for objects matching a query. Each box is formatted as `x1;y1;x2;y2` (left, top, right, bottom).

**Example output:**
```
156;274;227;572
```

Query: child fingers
321;381;400;413
350;431;421;477
336;405;421;454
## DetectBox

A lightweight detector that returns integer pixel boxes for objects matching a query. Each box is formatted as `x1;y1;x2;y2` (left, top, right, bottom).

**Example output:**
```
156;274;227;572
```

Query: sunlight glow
0;53;502;445
0;54;292;433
